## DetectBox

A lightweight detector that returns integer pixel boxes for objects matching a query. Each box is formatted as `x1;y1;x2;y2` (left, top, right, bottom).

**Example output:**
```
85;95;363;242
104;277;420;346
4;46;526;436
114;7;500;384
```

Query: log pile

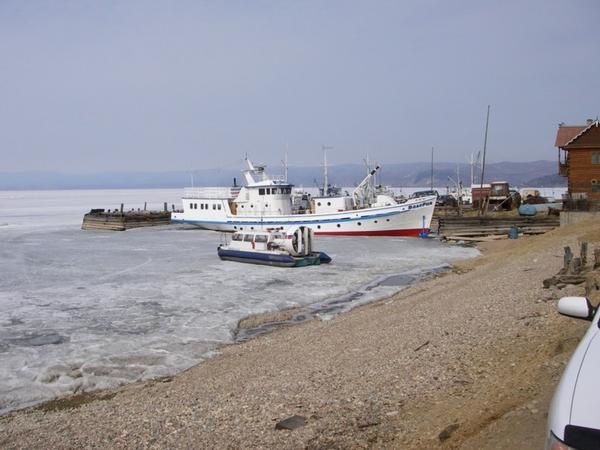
438;216;560;240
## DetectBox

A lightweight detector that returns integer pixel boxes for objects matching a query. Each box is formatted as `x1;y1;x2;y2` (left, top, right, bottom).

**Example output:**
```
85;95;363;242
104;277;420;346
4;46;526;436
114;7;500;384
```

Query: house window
593;152;600;164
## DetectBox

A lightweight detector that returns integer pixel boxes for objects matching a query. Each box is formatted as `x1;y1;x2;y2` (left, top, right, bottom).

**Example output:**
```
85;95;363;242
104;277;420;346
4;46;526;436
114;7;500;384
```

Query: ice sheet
0;189;478;414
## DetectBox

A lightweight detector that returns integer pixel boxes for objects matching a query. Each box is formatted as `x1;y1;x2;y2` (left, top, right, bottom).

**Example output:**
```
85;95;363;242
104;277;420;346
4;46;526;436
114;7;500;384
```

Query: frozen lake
0;189;478;414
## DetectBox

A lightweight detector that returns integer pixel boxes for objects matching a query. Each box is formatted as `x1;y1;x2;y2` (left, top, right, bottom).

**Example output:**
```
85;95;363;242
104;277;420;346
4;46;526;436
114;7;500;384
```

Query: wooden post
580;242;588;268
120;203;124;215
571;257;582;275
144;202;147;211
564;246;573;273
164;202;167;212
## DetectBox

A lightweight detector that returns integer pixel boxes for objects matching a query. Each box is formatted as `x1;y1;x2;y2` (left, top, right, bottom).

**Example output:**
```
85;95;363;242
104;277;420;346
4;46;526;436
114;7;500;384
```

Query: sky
1;0;599;173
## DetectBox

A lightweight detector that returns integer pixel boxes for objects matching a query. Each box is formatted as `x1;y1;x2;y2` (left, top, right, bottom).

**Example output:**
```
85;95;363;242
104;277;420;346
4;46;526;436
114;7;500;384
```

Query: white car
546;296;600;450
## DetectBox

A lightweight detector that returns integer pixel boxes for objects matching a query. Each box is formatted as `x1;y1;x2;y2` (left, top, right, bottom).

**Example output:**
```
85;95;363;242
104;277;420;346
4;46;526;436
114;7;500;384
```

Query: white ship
171;159;436;237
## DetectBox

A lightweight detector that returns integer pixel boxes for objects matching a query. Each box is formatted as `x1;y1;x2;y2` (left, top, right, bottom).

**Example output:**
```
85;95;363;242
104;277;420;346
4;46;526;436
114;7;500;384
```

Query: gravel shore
1;219;598;449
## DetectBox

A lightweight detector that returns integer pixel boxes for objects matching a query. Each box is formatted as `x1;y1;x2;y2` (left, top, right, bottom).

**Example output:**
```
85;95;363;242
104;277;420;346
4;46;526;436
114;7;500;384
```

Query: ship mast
322;145;333;196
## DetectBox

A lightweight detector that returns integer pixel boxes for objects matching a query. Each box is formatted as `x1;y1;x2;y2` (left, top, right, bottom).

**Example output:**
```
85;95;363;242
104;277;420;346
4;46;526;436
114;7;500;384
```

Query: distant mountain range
0;160;566;190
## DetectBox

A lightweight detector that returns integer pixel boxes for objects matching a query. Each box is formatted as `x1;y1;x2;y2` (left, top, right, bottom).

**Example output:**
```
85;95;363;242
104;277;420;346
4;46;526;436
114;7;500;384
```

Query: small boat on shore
217;226;332;267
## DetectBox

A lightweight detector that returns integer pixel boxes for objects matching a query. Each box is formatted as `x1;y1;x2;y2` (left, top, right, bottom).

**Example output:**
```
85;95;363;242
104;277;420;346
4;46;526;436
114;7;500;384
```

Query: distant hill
0;160;565;190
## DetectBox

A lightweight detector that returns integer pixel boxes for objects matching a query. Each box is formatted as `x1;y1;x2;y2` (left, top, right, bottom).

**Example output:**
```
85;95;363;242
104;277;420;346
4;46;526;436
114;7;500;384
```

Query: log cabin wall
558;122;600;201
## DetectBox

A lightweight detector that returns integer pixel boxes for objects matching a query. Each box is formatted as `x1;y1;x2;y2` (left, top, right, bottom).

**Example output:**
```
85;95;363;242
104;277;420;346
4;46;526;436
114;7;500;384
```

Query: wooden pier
81;204;172;231
437;216;560;241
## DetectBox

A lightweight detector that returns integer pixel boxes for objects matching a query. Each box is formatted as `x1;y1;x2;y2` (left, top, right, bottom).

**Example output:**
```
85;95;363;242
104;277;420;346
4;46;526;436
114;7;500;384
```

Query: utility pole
479;105;491;215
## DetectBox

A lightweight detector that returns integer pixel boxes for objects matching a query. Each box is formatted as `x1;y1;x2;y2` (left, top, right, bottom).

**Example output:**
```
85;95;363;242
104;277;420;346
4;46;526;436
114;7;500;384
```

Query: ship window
357;222;361;226
386;219;390;222
243;234;253;242
337;224;341;228
213;204;216;210
317;202;322;206
317;225;321;229
205;204;208;209
266;188;271;195
265;204;268;207
232;233;243;241
218;204;222;210
327;202;331;206
593;152;600;164
374;220;378;224
255;235;268;243
241;205;244;208
250;204;254;208
259;188;265;195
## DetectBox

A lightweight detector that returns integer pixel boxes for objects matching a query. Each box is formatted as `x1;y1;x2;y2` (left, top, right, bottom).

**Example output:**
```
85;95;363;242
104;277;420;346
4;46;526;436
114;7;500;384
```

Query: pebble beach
1;219;599;449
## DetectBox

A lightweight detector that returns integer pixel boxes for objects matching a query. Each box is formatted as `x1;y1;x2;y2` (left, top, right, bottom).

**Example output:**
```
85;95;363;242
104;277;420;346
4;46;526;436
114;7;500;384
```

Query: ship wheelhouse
233;182;294;216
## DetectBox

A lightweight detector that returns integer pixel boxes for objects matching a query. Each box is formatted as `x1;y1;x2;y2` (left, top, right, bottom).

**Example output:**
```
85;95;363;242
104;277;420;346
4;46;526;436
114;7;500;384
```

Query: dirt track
1;220;598;449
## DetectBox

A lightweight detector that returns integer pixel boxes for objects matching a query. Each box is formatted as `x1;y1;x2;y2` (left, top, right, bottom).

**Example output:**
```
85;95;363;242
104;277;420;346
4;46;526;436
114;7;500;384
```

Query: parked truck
472;181;522;210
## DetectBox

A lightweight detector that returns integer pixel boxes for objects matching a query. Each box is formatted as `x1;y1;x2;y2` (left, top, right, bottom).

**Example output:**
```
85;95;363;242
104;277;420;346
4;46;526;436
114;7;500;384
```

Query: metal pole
430;147;434;190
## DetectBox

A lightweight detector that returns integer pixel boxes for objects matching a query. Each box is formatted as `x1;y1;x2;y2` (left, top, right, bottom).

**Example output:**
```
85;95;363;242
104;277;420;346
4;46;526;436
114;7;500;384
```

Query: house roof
555;125;586;147
565;120;600;147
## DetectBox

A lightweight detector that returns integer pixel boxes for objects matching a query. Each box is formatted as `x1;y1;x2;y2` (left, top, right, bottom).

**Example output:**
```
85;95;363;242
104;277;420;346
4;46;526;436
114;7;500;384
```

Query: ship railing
183;187;236;199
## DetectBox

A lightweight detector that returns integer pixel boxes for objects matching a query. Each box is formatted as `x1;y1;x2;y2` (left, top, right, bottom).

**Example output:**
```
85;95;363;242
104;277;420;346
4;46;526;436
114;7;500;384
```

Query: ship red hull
314;228;430;237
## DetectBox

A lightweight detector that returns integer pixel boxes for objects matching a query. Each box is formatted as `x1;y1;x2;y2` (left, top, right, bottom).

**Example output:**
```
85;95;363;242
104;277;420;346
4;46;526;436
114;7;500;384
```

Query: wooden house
555;119;600;208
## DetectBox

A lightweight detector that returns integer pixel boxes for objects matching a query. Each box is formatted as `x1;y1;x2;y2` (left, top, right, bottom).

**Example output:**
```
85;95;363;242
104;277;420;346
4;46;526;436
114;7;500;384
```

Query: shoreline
1;220;598;448
1;262;455;418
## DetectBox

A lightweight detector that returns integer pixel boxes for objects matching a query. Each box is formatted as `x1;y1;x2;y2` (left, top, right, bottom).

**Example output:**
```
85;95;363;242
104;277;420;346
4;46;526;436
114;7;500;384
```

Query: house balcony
559;162;568;177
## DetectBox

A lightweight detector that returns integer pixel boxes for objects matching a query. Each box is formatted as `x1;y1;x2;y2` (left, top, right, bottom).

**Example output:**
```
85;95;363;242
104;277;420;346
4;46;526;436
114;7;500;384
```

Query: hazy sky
1;1;599;172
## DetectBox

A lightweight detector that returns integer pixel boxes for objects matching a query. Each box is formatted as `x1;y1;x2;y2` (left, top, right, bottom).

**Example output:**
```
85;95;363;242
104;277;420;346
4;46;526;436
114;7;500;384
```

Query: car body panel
547;302;600;443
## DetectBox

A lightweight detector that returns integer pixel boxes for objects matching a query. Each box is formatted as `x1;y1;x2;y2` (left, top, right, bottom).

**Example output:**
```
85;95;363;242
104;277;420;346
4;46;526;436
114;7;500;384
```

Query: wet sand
1;219;598;449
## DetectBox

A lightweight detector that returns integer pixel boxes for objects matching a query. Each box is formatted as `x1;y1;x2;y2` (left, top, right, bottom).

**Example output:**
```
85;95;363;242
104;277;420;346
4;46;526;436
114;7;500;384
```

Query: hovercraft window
255;235;268;243
232;233;243;241
243;235;253;242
